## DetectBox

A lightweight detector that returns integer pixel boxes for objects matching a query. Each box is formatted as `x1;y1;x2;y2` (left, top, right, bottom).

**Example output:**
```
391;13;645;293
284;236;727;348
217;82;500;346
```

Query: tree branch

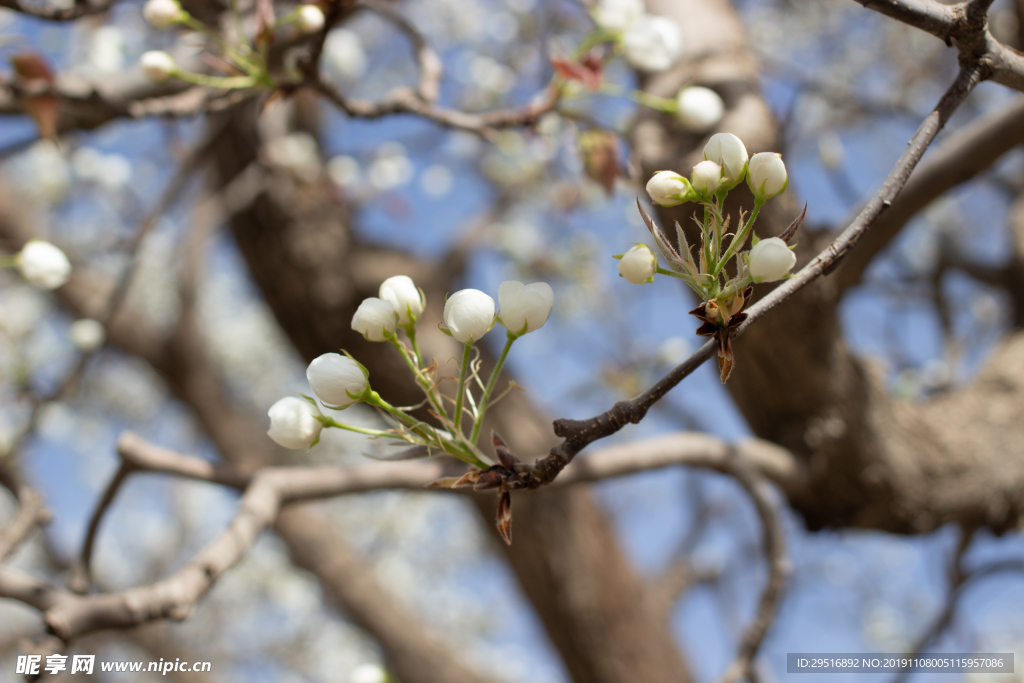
0;429;799;642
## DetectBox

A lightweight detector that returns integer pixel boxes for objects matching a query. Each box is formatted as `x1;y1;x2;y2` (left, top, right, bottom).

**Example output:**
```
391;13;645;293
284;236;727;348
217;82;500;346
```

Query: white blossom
747;237;796;282
267;397;323;449
324;29;367;81
443;289;495;343
646;170;690;207
349;664;388;683
379;275;424;327
69;319;105;352
306;353;368;409
622;16;683;72
676;86;725;132
592;0;644;31
703;133;748;189
297;5;325;33
140;51;176;81
691;160;722;196
747;152;788;201
351;297;398;341
617;244;657;284
16;240;71;290
498;280;553;335
142;0;182;28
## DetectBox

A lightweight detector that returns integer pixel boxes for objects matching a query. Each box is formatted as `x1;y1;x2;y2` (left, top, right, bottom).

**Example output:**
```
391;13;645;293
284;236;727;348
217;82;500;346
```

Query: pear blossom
747;152;788;201
592;0;644;31
349;664;388;683
306;353;368;408
747;237;796;282
691;160;722;196
16;240;71;290
267;397;323;449
703;133;748;190
351;297;398;341
297;5;325;33
69;319;105;352
140;51;176;81
142;0;182;28
443;289;494;343
676;86;724;132
622;16;683;72
379;275;424;327
646;171;691;207
498;281;553;336
617;244;657;284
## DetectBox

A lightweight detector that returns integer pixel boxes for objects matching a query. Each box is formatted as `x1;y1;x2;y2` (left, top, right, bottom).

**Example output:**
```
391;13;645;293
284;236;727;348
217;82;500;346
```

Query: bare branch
356;0;444;103
312;76;558;140
715;462;789;683
0;465;50;562
0;430;798;642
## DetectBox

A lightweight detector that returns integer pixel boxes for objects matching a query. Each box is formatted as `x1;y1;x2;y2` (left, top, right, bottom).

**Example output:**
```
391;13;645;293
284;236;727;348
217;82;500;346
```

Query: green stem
718;275;754;301
173;70;259;89
715;201;762;276
318;416;394;438
469;333;515;444
598;84;677;114
390;335;446;419
452;343;472;435
575;28;619;57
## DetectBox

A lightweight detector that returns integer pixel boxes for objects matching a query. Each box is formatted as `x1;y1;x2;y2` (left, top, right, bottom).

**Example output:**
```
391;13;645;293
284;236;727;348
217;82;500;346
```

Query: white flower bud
646;170;691;207
297;5;325;33
747;152;788;201
267;396;323;450
747;237;796;282
142;0;182;28
379;275;424;327
443;289;494;343
691;160;722;196
306;353;368;408
69;318;105;352
703;133;748;190
676;86;724;132
592;0;644;31
498;280;553;336
351;297;398;341
622;16;683;72
140;51;176;82
349;664;387;683
16;240;71;290
617;244;657;284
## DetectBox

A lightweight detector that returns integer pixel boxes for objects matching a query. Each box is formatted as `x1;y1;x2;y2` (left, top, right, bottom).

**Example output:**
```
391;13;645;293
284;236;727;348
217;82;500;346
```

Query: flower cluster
616;133;801;382
591;0;683;73
266;276;552;542
137;0;325;87
267;275;553;463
